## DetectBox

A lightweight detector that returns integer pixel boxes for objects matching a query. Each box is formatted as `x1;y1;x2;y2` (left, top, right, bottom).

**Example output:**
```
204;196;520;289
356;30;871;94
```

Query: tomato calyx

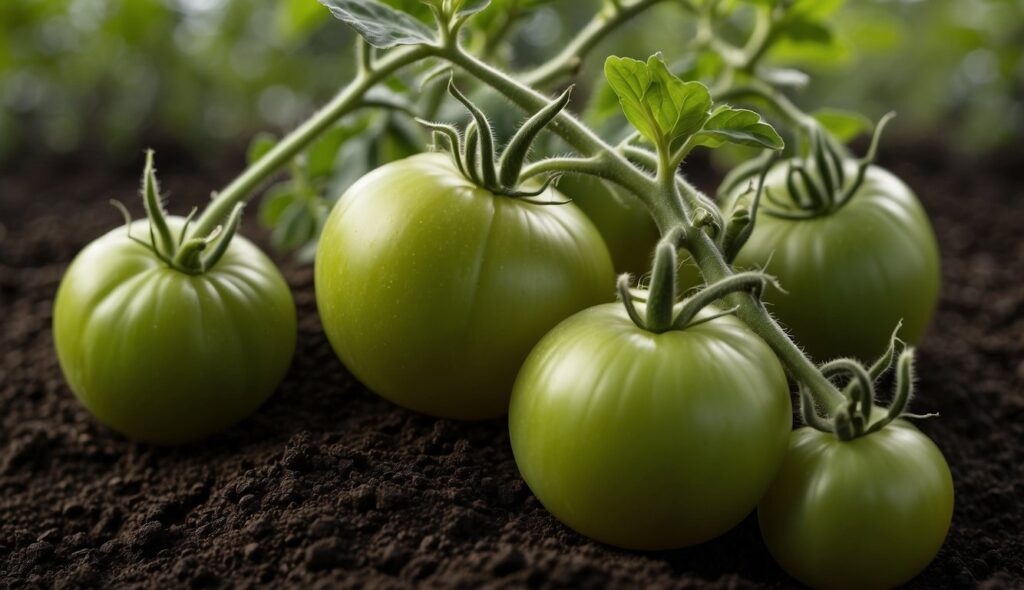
111;150;244;275
415;80;573;203
749;112;896;220
617;228;781;334
800;324;939;441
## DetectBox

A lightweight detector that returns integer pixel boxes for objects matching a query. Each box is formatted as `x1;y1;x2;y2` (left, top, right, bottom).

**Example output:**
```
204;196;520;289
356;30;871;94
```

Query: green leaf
779;19;833;46
259;184;296;228
271;200;318;251
692;107;784;150
306;118;370;180
247;133;277;166
456;0;491;17
317;0;434;48
604;56;656;144
813;108;873;144
604;54;712;148
646;56;712;141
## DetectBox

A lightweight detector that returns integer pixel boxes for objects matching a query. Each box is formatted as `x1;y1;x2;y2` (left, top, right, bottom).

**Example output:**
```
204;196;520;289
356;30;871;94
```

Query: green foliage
604;54;781;157
317;0;435;48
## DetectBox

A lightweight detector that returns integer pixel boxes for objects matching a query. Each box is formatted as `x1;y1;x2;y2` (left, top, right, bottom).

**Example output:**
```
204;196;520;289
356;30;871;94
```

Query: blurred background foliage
1;0;1020;169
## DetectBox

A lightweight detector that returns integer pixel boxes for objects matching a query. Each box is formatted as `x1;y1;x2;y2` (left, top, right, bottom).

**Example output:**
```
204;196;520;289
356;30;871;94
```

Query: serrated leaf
646;56;711;140
247;133;277;165
813;108;873;143
317;0;434;48
604;56;657;144
693;107;784;150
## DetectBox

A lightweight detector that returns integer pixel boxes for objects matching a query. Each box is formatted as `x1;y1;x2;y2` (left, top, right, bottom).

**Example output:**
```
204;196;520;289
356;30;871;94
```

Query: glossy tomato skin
53;218;297;445
315;153;615;420
558;173;703;287
758;422;953;590
509;303;791;550
729;164;940;362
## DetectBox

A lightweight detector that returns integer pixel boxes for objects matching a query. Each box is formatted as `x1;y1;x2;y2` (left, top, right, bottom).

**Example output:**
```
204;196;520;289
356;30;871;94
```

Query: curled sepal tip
820;358;876;437
799;384;835;434
835;111;896;208
109;199;174;266
671;271;780;330
498;85;573;189
447;79;497;187
616;273;648;331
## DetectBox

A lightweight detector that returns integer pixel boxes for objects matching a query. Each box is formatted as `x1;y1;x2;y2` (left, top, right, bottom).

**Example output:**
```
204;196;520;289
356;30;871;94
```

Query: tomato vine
57;0;953;583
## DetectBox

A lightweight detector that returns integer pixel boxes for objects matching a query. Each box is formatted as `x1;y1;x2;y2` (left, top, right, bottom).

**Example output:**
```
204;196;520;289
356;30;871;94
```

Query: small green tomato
54;215;296;445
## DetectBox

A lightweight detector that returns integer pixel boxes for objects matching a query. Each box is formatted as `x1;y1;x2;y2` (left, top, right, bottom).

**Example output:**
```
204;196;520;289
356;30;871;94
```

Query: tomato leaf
813;108;874;144
317;0;435;48
691;107;784;150
646;55;712;141
604;56;656;144
604;54;712;149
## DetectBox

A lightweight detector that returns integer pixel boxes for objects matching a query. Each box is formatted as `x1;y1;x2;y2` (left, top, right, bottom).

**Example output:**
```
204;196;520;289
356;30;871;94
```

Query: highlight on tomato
509;235;792;549
53;152;297;445
759;337;954;590
720;116;940;362
315;84;615;420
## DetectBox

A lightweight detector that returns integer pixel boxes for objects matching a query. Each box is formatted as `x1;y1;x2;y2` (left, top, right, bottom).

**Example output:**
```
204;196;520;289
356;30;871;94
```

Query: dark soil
1;142;1022;589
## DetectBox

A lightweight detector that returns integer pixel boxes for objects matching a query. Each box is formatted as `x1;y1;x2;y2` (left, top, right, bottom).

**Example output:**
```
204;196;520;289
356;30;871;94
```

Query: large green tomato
54;218;296;445
315;153;615;420
728;164;940;361
558;173;704;286
758;422;954;590
509;303;792;550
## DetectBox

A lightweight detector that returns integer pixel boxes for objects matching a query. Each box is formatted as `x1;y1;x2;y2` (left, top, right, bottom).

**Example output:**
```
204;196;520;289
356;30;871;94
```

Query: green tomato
509;303;792;550
557;173;660;275
558;173;704;286
728;164;940;361
758;422;954;590
53;218;297;445
315;153;615;420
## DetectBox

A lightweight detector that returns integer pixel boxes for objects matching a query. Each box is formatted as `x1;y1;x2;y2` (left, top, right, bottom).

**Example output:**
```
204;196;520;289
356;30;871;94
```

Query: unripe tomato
53;218;296;445
509;303;792;550
315;153;615;420
728;164;940;361
759;422;954;590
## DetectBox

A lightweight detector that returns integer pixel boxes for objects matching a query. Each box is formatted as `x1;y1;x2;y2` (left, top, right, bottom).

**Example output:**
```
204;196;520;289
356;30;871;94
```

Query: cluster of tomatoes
53;134;951;588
